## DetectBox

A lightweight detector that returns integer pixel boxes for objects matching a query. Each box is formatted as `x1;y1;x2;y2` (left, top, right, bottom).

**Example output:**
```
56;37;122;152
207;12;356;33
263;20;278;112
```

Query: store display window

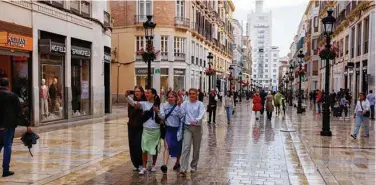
71;59;90;117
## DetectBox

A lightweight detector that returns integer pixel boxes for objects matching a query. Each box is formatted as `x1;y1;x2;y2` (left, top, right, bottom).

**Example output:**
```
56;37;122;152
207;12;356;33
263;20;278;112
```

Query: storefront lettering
136;68;154;75
104;53;111;61
174;69;185;75
51;45;66;53
7;36;26;48
72;48;91;57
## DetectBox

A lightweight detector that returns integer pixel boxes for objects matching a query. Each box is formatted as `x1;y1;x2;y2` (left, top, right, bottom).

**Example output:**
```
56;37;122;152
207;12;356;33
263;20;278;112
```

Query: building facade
0;1;112;126
110;0;234;100
292;0;375;99
247;0;278;89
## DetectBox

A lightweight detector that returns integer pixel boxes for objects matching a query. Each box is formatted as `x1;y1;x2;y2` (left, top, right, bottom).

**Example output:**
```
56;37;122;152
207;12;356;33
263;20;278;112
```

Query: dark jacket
0;87;22;129
198;92;204;101
208;94;217;106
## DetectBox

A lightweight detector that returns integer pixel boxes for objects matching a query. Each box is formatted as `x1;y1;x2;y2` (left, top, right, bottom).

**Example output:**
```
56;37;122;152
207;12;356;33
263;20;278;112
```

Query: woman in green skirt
126;88;161;175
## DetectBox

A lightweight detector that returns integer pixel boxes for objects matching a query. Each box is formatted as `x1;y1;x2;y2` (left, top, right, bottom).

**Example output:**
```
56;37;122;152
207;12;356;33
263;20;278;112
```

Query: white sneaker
150;165;157;172
139;168;146;175
138;165;143;171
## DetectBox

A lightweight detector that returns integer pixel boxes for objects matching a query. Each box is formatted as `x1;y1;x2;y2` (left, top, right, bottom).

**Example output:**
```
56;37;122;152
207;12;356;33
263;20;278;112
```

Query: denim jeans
225;107;232;121
370;105;375;119
0;128;15;172
316;102;322;114
352;112;369;137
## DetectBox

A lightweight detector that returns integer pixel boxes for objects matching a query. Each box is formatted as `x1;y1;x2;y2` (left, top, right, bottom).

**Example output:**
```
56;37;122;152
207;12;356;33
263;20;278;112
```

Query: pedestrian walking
260;90;267;115
274;91;283;116
316;90;322;116
339;94;349;119
224;91;234;124
156;91;184;174
179;88;205;176
265;91;274;120
207;89;218;124
366;90;375;120
126;86;146;172
0;71;32;177
351;92;371;139
233;91;238;106
198;89;204;102
252;92;262;120
126;88;161;175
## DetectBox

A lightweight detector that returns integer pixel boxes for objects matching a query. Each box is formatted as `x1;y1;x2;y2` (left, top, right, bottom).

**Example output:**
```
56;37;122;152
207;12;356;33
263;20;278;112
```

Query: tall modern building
247;0;279;90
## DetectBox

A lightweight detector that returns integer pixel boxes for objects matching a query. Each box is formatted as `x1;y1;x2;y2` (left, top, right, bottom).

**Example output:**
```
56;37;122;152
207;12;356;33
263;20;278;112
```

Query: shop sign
174;68;185;75
154;69;161;74
71;46;91;57
348;68;354;74
136;68;154;75
0;32;33;51
51;44;66;53
104;53;111;62
362;66;367;71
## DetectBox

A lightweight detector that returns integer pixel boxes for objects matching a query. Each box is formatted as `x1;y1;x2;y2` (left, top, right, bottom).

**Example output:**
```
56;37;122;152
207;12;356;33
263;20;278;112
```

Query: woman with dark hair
126;88;161;175
126;86;146;171
155;91;184;174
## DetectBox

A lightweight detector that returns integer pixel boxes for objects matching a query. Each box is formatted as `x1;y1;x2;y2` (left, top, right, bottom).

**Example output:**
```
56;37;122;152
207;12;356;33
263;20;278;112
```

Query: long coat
265;95;274;112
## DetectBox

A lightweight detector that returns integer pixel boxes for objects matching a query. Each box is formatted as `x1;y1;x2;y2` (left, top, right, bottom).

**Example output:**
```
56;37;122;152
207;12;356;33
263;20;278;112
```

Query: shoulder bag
160;104;177;139
360;101;370;117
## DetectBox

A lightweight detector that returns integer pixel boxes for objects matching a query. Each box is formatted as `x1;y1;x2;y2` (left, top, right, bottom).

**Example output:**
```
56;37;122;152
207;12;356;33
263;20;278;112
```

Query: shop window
40;54;65;122
161;36;168;55
71;59;90;117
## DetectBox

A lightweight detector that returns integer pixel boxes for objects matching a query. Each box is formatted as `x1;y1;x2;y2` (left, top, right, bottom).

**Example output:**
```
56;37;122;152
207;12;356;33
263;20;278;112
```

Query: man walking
367;90;375;120
0;71;23;177
207;89;218;124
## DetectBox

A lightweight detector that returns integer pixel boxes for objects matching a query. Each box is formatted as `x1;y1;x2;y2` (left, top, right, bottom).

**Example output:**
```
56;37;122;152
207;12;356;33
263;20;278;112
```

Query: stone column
32;26;40;126
66;36;72;119
368;11;375;91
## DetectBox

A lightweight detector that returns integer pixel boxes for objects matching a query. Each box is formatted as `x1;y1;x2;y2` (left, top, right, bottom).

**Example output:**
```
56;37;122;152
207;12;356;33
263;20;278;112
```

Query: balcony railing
175;17;190;28
161;52;168;61
134;15;153;24
174;53;185;61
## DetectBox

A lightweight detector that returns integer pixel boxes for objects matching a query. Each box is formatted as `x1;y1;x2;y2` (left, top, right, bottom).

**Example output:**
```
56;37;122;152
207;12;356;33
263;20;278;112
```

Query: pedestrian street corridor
0;102;374;185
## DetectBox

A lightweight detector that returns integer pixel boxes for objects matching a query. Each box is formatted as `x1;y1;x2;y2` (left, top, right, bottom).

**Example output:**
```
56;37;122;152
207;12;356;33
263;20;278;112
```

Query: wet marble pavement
0;102;374;185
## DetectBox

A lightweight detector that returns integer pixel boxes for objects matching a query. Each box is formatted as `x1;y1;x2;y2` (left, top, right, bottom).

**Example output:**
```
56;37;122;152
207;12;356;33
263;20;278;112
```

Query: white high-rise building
247;0;279;90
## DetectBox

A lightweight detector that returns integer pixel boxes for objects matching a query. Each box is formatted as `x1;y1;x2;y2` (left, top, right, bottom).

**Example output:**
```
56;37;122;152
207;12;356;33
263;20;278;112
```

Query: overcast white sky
233;0;309;57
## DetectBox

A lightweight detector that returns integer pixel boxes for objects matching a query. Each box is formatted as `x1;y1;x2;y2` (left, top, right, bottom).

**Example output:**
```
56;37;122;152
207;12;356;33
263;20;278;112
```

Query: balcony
174;53;185;61
175;17;190;28
161;52;168;61
134;15;153;25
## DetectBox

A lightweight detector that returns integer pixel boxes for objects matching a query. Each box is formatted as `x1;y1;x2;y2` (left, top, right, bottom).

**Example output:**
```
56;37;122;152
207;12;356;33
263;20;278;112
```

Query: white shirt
354;99;370;113
126;96;160;128
181;100;205;126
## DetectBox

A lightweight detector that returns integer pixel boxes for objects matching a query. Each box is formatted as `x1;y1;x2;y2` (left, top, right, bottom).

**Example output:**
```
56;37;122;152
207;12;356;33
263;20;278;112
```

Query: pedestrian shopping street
0;102;374;185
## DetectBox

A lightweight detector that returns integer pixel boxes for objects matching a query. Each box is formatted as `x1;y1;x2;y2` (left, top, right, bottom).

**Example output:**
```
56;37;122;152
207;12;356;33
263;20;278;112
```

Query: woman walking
351;92;370;139
252;92;262;120
265;91;274;120
126;86;146;171
156;91;184;174
179;88;205;176
224;91;234;124
126;88;161;175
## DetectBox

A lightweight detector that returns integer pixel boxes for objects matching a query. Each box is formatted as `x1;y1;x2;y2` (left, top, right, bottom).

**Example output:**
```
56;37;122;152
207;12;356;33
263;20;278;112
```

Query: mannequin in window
49;78;57;113
40;79;49;117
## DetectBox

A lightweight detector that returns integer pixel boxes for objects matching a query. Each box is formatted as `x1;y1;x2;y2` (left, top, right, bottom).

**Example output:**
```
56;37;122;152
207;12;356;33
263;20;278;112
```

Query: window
351;27;355;58
265;75;268;78
174;37;186;57
104;11;111;27
273;64;277;67
364;17;369;54
70;0;80;13
314;16;318;32
265;64;268;67
315;1;319;7
273;54;277;57
273;80;276;83
273;75;276;78
274;59;277;62
136;36;144;51
265;69;268;72
176;0;184;18
273;69;276;72
161;36;168;54
356;23;361;56
345;35;349;54
81;1;91;17
138;0;152;16
312;39;318;54
340;39;344;57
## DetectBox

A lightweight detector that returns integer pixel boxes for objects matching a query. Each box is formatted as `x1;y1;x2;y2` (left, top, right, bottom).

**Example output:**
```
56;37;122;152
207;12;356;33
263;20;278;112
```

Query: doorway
104;62;111;113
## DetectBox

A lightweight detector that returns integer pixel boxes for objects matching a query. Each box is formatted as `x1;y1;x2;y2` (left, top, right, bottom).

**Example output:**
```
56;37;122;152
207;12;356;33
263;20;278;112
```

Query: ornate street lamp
143;15;156;89
207;52;214;92
320;9;336;137
288;64;294;106
297;50;305;113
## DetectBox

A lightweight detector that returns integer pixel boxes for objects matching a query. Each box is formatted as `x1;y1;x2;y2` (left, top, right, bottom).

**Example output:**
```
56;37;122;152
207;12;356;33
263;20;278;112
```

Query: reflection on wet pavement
0;102;374;185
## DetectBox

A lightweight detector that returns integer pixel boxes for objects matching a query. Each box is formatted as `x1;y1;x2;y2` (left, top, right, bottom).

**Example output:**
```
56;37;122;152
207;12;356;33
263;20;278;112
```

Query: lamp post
297;50;305;113
239;72;242;96
289;64;294;106
207;52;214;93
320;9;336;136
143;15;156;89
229;66;234;93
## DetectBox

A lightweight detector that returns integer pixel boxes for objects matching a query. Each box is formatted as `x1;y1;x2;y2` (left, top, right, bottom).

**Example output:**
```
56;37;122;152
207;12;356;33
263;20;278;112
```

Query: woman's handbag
160;104;177;139
360;101;370;117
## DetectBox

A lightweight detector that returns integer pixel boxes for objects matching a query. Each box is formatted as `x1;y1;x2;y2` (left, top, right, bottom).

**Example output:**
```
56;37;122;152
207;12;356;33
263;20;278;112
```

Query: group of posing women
125;86;205;176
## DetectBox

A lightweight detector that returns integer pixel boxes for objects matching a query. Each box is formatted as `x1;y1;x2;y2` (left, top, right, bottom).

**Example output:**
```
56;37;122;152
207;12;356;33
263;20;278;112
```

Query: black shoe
173;163;180;171
2;171;14;177
207;121;211;124
350;135;357;139
213;121;216;124
161;165;167;174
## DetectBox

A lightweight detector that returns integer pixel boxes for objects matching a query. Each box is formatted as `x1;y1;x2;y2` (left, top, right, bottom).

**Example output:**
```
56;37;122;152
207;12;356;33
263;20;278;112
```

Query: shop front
0;25;33;122
135;68;153;88
38;31;66;122
70;38;91;117
173;68;185;91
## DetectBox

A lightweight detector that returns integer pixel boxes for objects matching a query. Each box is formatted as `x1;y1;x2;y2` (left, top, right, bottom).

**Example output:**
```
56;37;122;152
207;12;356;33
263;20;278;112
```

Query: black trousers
267;111;272;119
208;106;217;123
128;125;143;168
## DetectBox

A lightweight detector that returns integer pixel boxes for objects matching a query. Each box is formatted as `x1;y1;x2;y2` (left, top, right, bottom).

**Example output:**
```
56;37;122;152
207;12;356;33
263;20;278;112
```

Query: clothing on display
40;79;49;116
